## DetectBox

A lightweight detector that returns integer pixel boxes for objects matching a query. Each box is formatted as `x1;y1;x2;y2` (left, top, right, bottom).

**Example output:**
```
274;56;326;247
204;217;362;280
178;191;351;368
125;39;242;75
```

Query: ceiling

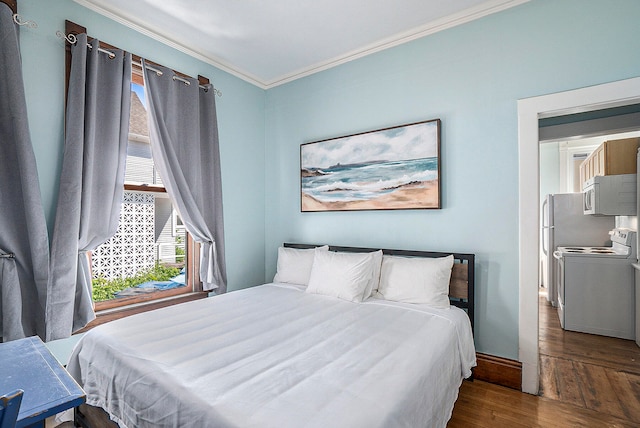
73;0;528;89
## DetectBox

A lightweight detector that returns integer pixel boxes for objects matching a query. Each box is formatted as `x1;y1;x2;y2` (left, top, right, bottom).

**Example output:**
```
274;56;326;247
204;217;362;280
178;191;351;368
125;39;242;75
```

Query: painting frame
300;118;441;212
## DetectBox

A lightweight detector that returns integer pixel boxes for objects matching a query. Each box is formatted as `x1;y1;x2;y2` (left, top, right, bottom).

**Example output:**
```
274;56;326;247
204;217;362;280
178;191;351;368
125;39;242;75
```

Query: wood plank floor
448;380;638;427
538;294;640;423
448;293;640;427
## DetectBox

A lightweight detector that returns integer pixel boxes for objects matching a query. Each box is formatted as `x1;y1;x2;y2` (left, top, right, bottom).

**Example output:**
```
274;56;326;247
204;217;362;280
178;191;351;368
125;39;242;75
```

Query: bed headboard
283;243;475;334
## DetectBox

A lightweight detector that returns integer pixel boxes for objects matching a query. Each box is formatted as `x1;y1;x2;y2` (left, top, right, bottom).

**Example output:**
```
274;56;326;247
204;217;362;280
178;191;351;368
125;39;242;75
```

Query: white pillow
306;250;381;302
377;255;453;308
363;250;383;299
273;245;329;285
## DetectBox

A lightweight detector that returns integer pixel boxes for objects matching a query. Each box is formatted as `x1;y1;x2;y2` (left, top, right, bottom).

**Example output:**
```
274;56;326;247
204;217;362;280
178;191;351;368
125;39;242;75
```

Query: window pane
126;83;163;186
91;82;188;303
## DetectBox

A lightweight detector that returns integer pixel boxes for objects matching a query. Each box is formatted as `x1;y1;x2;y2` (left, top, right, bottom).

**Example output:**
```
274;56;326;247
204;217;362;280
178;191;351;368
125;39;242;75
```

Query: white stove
552;228;637;340
555;228;636;259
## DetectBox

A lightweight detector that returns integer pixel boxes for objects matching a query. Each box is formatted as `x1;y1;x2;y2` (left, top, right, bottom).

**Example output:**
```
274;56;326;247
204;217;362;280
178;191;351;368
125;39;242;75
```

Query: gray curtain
47;35;132;340
0;3;50;341
142;61;226;293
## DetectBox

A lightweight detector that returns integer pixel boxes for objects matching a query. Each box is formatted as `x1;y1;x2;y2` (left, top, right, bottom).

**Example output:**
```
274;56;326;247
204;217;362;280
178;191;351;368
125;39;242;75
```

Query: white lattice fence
92;192;156;280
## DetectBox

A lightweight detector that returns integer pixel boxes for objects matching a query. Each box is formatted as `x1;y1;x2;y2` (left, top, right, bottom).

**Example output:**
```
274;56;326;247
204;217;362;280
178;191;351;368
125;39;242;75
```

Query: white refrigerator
541;193;614;306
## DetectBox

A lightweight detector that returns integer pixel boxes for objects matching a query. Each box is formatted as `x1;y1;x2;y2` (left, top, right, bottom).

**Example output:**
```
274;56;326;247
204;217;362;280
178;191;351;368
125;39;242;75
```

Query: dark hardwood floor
449;379;639;427
448;292;640;427
538;293;640;423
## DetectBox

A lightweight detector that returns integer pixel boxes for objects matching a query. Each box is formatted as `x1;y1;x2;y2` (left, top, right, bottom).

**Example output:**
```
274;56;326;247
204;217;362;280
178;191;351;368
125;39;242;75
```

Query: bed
66;244;476;428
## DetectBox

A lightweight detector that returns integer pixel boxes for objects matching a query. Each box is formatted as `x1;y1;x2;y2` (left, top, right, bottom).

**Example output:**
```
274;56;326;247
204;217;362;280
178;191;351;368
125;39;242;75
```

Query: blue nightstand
0;336;85;428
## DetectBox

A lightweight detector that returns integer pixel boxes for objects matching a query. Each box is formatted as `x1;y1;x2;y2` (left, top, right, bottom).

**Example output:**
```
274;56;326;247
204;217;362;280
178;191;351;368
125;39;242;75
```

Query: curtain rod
136;61;222;97
56;31;116;59
12;13;37;28
56;31;222;97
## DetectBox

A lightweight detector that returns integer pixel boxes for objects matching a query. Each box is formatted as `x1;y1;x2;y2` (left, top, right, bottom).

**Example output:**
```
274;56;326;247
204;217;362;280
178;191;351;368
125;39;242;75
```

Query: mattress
67;283;476;428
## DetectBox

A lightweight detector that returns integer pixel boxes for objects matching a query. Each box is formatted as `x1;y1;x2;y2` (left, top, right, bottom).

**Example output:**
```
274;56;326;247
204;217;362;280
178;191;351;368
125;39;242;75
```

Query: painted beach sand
301;121;439;211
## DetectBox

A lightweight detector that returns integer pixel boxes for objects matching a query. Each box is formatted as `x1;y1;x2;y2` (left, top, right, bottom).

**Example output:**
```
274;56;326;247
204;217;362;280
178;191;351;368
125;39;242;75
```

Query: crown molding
71;0;268;88
264;0;529;88
72;0;529;90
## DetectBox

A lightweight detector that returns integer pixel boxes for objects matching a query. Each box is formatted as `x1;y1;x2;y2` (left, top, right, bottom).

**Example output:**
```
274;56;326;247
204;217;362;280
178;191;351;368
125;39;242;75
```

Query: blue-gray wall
18;0;267;292
264;0;640;359
16;0;640;360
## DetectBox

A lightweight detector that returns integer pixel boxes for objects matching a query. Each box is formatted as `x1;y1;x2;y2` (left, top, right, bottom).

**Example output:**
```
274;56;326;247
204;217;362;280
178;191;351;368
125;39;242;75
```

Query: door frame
517;76;640;394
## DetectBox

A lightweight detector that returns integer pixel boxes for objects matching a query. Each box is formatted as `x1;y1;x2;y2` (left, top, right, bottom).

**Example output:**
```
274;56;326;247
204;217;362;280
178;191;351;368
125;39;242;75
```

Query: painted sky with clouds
302;120;438;169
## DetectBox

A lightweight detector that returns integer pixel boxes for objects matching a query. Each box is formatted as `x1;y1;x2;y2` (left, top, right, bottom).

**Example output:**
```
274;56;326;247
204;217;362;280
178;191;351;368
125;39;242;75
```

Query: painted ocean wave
302;157;437;203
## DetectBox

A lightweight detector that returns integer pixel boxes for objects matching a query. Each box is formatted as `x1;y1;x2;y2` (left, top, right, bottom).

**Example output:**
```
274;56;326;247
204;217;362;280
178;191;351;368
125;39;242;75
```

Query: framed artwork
301;119;441;212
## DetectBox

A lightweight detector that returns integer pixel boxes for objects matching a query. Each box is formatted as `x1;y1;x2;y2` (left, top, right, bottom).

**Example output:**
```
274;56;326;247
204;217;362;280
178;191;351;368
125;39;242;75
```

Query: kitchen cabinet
579;137;639;190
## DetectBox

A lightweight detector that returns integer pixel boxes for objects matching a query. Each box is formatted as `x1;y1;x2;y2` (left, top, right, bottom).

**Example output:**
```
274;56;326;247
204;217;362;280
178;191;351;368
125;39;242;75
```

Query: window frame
64;20;207;323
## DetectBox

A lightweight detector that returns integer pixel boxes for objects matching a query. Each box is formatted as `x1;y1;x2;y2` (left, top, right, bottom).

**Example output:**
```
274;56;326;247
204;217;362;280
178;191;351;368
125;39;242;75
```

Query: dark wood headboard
283;243;475;334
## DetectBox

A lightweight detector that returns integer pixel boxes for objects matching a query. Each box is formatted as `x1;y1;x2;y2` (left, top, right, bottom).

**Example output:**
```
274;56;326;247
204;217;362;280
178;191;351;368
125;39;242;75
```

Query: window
90;72;200;311
63;21;208;332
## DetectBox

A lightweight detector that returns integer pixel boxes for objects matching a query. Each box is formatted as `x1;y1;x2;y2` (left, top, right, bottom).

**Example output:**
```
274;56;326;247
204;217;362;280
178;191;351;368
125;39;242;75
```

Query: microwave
583;174;637;215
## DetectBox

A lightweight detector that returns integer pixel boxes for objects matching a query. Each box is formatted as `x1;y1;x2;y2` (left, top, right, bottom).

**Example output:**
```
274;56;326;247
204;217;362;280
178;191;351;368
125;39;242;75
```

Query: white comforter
67;283;476;428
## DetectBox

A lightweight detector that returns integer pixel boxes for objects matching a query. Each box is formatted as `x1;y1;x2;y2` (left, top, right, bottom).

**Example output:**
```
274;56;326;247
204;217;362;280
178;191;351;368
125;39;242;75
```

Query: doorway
539;131;640;299
517;76;640;394
537;130;640;421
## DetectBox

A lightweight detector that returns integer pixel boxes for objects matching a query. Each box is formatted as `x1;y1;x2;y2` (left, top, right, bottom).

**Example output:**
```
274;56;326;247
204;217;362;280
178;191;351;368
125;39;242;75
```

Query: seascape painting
301;119;441;212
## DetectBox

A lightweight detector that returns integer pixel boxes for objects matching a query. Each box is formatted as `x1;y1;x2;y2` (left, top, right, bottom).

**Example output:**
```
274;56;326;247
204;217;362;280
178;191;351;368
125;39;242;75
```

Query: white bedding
67;283;476;428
